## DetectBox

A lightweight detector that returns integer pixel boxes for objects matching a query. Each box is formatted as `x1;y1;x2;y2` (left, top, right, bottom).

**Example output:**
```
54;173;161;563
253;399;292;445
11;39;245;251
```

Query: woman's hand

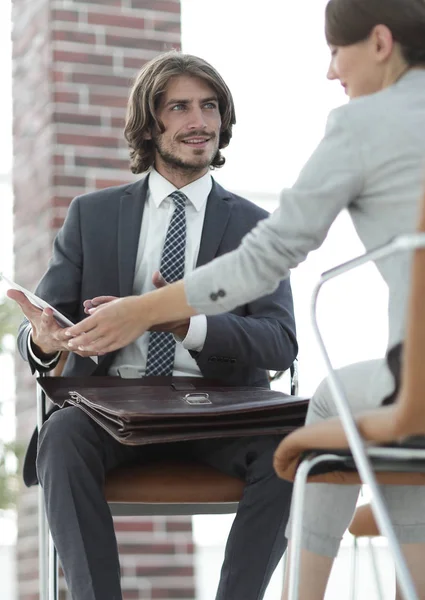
65;280;196;354
66;295;151;354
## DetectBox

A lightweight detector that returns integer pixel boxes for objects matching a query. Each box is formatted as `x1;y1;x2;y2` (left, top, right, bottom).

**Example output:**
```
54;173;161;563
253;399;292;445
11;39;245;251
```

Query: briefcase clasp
184;393;212;405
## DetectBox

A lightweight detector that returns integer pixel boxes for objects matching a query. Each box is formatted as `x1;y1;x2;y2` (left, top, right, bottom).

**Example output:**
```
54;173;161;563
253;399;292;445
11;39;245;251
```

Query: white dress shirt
109;169;211;377
29;169;211;377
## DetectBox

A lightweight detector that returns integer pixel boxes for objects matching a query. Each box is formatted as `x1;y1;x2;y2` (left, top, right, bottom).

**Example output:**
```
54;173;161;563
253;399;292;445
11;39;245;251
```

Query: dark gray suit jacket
18;175;297;486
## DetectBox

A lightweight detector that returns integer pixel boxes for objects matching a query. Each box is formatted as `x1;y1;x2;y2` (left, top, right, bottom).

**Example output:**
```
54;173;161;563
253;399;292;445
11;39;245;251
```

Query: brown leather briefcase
38;376;309;446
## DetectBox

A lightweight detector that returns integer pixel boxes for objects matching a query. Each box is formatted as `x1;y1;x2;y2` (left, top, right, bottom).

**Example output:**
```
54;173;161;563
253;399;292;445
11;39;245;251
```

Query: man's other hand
7;290;95;359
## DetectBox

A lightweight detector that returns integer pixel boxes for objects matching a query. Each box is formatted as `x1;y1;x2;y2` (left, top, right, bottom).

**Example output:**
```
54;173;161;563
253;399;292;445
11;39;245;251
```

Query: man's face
152;75;222;175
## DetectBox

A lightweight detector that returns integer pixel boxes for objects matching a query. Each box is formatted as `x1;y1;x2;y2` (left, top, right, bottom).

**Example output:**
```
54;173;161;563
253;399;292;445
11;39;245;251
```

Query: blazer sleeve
16;197;84;372
191;277;297;372
184;105;365;315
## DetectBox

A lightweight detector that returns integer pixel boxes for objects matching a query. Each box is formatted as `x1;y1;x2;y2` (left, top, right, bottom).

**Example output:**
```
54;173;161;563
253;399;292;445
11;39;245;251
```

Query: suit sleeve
191;276;297;372
16;197;84;372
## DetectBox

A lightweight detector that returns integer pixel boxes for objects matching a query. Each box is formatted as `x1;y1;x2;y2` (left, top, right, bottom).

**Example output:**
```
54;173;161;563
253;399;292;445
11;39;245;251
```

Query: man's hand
7;290;95;359
150;271;190;339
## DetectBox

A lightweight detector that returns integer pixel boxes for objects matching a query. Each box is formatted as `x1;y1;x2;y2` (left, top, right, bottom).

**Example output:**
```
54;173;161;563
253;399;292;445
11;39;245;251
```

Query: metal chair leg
367;538;385;600
48;533;59;600
349;535;358;600
287;453;347;600
38;484;48;599
37;379;48;599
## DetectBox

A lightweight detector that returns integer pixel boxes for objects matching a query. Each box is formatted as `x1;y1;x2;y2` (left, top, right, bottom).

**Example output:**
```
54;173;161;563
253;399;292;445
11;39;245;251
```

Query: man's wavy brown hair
124;51;236;174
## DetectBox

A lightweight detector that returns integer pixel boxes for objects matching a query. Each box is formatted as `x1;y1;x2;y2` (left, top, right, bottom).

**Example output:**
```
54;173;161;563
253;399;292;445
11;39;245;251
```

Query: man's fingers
83;296;117;314
7;290;42;318
152;271;167;289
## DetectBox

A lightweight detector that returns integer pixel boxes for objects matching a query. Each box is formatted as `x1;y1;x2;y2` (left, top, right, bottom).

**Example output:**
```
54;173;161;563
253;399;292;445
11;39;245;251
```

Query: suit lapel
118;176;149;297
197;180;233;267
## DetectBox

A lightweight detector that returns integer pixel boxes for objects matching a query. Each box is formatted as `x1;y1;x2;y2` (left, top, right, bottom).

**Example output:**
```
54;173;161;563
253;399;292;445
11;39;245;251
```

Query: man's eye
171;104;185;111
204;103;217;109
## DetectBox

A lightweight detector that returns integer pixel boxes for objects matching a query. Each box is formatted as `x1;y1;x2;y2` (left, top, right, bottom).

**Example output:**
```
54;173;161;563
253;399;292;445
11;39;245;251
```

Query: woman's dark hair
325;0;425;67
124;51;236;174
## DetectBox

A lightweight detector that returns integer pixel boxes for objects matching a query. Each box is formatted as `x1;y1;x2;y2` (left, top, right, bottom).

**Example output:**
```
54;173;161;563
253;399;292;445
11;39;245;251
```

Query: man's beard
153;132;218;173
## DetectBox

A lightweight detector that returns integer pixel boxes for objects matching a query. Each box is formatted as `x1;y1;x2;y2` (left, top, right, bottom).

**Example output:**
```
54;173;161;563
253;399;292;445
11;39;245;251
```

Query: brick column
12;1;196;598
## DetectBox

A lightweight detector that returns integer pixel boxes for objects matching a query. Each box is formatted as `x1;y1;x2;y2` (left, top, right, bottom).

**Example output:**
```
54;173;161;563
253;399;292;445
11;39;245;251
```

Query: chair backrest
394;188;425;436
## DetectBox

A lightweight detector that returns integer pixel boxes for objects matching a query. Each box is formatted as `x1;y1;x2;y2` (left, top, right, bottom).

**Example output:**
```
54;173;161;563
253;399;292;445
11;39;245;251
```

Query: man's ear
143;129;152;140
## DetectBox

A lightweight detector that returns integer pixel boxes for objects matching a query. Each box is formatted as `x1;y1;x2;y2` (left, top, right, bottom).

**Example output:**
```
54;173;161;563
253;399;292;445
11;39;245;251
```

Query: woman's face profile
326;41;383;100
326;25;407;100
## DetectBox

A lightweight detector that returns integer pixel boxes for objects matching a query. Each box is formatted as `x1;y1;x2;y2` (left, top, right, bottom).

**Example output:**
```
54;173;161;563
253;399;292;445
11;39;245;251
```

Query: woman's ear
372;24;395;62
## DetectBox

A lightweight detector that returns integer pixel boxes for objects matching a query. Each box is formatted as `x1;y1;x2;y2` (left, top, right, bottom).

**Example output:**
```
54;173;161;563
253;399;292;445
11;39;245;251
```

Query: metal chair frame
287;233;425;600
36;363;298;599
349;501;396;600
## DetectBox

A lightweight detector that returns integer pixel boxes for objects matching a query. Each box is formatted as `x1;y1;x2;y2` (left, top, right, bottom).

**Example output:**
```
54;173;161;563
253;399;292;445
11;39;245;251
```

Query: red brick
53;91;80;104
90;92;128;108
106;33;167;52
87;12;145;29
111;116;126;129
152;588;195;599
53;175;87;187
54;50;114;66
54;112;102;126
56;133;119;148
52;9;80;22
51;196;73;208
154;21;181;34
96;178;131;189
53;155;66;166
75;156;129;170
123;56;149;70
52;30;97;45
50;216;66;230
131;0;180;12
118;542;178;555
52;70;66;83
136;565;194;577
73;0;122;5
71;71;131;88
166;521;193;532
114;519;154;532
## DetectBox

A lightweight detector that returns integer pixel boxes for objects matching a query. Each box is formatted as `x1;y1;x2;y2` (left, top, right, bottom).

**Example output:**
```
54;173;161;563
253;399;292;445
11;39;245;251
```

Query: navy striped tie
145;191;187;376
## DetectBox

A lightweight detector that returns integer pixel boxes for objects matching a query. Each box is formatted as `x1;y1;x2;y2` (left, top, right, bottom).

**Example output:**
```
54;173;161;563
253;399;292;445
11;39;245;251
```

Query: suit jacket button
218;289;226;297
210;292;218;301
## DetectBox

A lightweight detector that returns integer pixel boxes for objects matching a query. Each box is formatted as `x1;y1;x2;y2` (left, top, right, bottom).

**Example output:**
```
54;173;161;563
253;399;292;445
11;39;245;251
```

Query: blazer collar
117;175;233;295
117;175;149;297
196;179;233;267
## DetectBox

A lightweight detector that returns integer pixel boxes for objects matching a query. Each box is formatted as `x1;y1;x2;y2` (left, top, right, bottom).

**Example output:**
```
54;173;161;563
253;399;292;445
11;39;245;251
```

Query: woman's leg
396;544;425;599
282;359;394;600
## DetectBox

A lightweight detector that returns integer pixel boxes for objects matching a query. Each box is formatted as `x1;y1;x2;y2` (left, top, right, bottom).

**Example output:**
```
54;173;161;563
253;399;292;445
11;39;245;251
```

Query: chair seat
104;460;245;504
294;448;425;485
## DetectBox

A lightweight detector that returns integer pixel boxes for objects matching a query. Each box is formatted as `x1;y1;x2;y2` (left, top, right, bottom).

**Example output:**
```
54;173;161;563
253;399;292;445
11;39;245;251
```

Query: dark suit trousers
36;406;293;600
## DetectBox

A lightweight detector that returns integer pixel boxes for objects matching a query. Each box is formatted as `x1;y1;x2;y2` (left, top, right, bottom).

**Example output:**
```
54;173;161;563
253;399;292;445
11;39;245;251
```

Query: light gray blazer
185;69;425;350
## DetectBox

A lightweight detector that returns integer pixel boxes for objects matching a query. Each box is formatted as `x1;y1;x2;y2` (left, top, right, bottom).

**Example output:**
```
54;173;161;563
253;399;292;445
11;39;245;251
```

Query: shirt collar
148;168;212;212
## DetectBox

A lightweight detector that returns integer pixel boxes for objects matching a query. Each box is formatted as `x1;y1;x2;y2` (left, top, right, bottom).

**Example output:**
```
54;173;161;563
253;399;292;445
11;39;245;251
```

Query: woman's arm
65;105;365;354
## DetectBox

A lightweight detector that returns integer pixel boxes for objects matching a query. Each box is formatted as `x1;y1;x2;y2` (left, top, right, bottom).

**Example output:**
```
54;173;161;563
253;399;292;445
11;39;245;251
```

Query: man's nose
187;108;207;129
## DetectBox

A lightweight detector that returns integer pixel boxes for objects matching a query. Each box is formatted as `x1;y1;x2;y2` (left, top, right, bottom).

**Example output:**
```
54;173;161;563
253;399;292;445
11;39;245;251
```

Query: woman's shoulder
328;70;425;131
